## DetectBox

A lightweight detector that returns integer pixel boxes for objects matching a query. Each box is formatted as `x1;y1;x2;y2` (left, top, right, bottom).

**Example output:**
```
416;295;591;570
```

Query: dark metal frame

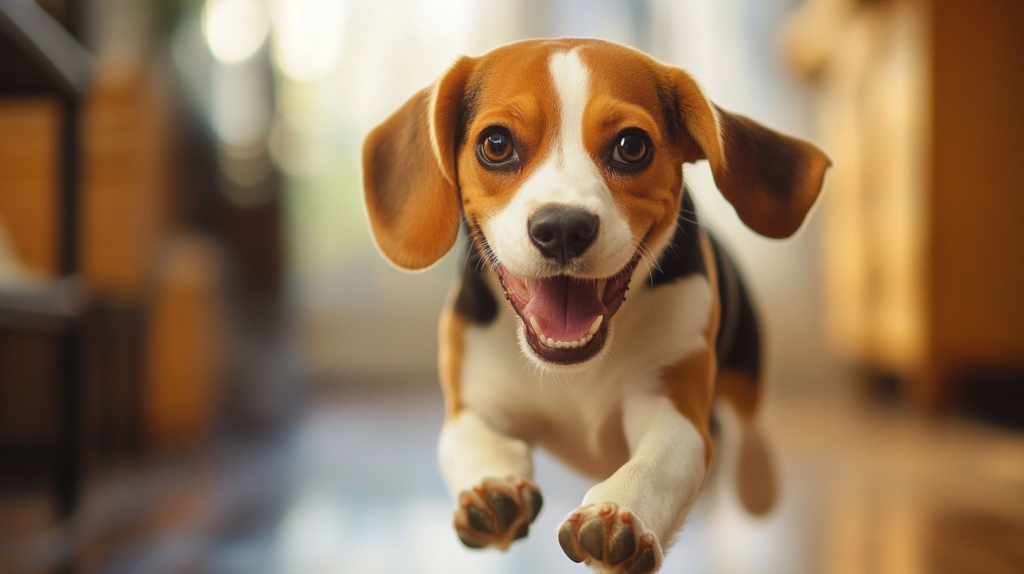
0;0;93;519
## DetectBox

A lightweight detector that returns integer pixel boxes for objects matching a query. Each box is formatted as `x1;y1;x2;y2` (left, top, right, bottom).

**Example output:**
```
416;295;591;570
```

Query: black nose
528;206;599;264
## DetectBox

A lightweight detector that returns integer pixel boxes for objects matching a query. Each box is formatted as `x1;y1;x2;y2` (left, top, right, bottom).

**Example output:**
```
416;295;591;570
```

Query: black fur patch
648;189;762;380
712;237;761;381
454;238;499;325
459;71;484;149
648;189;706;286
655;80;682;143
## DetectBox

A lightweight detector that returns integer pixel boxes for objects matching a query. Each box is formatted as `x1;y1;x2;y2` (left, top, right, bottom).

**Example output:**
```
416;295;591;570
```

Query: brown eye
611;132;649;165
477;128;518;168
485;133;511;161
608;129;652;173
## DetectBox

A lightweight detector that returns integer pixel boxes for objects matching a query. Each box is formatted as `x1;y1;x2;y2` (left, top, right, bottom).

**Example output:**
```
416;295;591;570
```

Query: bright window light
270;0;345;82
203;0;270;64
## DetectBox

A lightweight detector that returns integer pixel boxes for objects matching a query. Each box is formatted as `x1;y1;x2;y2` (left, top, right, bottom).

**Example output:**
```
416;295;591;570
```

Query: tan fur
577;45;687;245
716;370;762;423
662;352;717;468
716;367;778;514
438;304;467;420
362;58;473;270
662;67;832;238
661;231;722;467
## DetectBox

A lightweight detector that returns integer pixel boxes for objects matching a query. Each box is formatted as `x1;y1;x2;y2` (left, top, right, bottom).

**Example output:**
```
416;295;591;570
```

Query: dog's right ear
665;67;831;239
363;57;475;271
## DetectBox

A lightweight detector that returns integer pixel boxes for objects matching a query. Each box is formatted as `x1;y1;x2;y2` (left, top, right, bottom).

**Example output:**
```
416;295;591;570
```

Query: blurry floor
2;387;1024;574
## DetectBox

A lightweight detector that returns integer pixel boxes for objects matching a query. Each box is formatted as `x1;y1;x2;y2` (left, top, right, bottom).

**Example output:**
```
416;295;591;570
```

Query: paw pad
558;503;660;573
454;476;543;550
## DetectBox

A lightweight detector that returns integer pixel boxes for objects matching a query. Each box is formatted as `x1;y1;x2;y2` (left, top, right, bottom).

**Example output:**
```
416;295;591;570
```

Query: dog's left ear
667;68;831;239
363;57;475;270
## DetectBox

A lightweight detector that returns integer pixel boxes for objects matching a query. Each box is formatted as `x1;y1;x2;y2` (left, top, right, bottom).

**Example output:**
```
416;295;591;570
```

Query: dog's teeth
529;316;542;337
588;316;603;335
596;279;607;300
535;331;599;350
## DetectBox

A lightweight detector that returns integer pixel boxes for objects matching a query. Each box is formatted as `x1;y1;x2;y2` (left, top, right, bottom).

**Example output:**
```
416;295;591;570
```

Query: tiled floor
3;387;1024;574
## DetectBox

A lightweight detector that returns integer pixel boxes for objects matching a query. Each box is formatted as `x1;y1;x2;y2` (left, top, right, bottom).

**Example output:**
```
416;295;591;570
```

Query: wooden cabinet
785;0;1024;413
926;0;1024;410
0;64;226;451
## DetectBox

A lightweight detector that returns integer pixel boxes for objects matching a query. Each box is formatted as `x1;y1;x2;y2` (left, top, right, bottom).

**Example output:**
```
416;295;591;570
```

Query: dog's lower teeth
532;325;598;350
588;316;604;335
536;335;594;349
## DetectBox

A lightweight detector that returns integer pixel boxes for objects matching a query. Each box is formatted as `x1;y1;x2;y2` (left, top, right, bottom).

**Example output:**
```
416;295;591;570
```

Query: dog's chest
457;272;714;480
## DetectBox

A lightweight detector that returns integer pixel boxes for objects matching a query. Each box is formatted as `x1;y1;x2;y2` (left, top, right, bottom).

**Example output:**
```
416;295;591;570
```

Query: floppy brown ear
362;57;475;270
668;68;831;239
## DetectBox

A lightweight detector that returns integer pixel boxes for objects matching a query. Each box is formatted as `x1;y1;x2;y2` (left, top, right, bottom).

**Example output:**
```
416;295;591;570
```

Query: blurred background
1;0;1022;572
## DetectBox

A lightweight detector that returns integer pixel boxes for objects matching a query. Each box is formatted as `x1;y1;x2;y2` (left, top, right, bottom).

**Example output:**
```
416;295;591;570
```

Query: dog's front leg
439;409;543;550
558;376;712;574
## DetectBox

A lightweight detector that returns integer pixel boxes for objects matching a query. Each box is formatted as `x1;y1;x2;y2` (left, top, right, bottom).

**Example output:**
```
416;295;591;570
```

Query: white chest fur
458;269;714;479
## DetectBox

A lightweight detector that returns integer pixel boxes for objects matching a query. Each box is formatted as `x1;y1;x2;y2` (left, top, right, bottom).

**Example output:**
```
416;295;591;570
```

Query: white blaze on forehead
549;49;590;167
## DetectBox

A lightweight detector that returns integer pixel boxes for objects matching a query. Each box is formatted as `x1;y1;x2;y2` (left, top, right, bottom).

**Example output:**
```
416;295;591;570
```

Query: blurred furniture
80;60;227;452
0;0;93;518
784;0;1024;417
2;0;231;533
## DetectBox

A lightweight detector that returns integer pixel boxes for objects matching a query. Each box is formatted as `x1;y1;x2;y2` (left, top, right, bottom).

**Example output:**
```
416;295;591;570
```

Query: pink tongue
522;276;606;342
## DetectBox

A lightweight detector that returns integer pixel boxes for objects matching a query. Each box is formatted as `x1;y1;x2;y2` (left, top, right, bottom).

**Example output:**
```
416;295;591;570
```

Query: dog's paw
453;476;543;551
557;503;661;574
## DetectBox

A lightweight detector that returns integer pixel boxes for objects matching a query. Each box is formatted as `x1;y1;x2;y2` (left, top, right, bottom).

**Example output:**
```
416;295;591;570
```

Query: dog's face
364;39;829;368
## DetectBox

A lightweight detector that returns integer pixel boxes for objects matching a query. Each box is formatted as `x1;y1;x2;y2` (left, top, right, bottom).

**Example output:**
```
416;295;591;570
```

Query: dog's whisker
633;240;663;283
677;207;701;227
641;240;663;271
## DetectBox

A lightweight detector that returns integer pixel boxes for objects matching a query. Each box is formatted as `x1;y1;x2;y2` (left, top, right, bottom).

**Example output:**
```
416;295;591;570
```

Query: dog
362;38;829;574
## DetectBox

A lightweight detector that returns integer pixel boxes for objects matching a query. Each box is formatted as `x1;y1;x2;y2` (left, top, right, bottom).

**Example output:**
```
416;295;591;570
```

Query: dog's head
363;39;829;368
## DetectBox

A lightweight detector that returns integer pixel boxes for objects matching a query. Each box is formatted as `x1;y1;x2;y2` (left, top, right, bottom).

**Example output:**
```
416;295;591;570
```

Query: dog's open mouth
497;256;640;365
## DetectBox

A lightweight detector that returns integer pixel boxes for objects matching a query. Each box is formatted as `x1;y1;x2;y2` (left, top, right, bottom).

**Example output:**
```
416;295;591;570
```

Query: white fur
458;272;712;471
580;390;707;564
484;49;636;281
438;409;533;496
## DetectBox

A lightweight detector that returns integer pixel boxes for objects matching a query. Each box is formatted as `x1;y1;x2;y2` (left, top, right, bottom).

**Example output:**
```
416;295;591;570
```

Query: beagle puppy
363;38;829;574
